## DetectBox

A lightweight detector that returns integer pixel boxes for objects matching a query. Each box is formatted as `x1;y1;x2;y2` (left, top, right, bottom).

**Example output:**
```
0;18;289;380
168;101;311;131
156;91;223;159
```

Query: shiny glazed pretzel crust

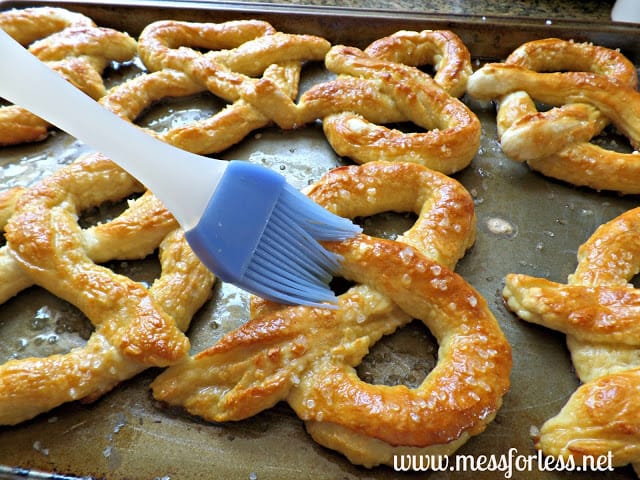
320;31;479;174
0;7;137;146
504;207;640;472
151;162;511;468
467;38;640;193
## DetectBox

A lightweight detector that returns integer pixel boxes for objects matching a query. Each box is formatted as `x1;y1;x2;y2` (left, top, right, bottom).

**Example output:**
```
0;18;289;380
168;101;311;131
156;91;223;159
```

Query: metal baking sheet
1;1;640;479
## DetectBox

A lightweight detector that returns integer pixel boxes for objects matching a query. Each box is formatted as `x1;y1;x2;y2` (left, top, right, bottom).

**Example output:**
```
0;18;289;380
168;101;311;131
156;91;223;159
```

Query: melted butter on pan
485;216;518;238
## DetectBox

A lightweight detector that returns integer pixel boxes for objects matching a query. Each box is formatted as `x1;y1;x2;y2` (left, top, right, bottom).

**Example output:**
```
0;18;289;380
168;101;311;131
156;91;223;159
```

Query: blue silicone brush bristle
185;161;362;307
0;30;360;307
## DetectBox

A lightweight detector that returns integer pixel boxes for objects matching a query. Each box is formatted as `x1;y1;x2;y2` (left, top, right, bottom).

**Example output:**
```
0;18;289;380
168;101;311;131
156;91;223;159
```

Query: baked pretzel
151;162;511;468
110;19;331;154
0;7;137;146
0;153;214;425
504;207;640;472
243;30;480;174
467;38;640;193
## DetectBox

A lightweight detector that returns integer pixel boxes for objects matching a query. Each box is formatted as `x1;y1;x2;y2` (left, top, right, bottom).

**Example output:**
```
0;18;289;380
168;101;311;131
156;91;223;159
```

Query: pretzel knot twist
0;7;137;146
0;153;214;425
504;207;640;472
467;38;640;193
151;161;511;468
98;19;330;154
242;30;480;174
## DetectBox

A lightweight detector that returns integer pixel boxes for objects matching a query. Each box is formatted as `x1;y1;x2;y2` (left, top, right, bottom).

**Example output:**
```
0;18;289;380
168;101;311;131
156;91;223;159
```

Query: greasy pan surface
1;1;640;478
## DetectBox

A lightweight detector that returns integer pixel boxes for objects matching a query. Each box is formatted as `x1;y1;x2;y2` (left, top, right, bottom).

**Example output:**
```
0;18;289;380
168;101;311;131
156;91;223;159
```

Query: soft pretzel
242;30;480;174
0;7;137;146
504;207;640;472
0;153;214;425
321;41;479;174
115;19;331;154
497;39;637;160
151;162;510;468
467;39;640;193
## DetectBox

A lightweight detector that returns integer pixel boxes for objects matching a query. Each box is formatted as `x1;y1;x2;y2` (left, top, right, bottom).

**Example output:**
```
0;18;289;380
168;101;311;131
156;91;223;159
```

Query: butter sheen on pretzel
151;162;511;468
467;38;640;193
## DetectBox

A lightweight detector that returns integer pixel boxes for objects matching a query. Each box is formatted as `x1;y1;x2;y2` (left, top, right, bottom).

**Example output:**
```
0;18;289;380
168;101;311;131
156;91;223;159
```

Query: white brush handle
0;29;227;229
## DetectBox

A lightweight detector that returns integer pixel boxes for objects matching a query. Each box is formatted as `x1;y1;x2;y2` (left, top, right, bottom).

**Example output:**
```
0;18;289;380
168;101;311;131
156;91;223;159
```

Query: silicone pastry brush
0;29;361;307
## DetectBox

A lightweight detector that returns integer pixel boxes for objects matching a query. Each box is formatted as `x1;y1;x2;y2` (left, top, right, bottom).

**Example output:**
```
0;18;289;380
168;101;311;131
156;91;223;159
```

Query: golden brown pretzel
321;40;479;174
112;19;330;154
0;153;214;425
151;162;511;468
503;207;640;472
243;30;480;174
467;38;640;193
0;7;137;146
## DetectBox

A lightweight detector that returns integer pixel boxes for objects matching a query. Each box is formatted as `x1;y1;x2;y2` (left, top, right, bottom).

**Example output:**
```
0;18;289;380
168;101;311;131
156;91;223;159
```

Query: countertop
207;0;617;23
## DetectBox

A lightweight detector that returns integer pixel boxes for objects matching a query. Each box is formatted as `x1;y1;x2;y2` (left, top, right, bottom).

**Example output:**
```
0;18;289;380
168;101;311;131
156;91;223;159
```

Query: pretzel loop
151;162;510;468
363;30;473;98
468;39;640;193
0;7;137;146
